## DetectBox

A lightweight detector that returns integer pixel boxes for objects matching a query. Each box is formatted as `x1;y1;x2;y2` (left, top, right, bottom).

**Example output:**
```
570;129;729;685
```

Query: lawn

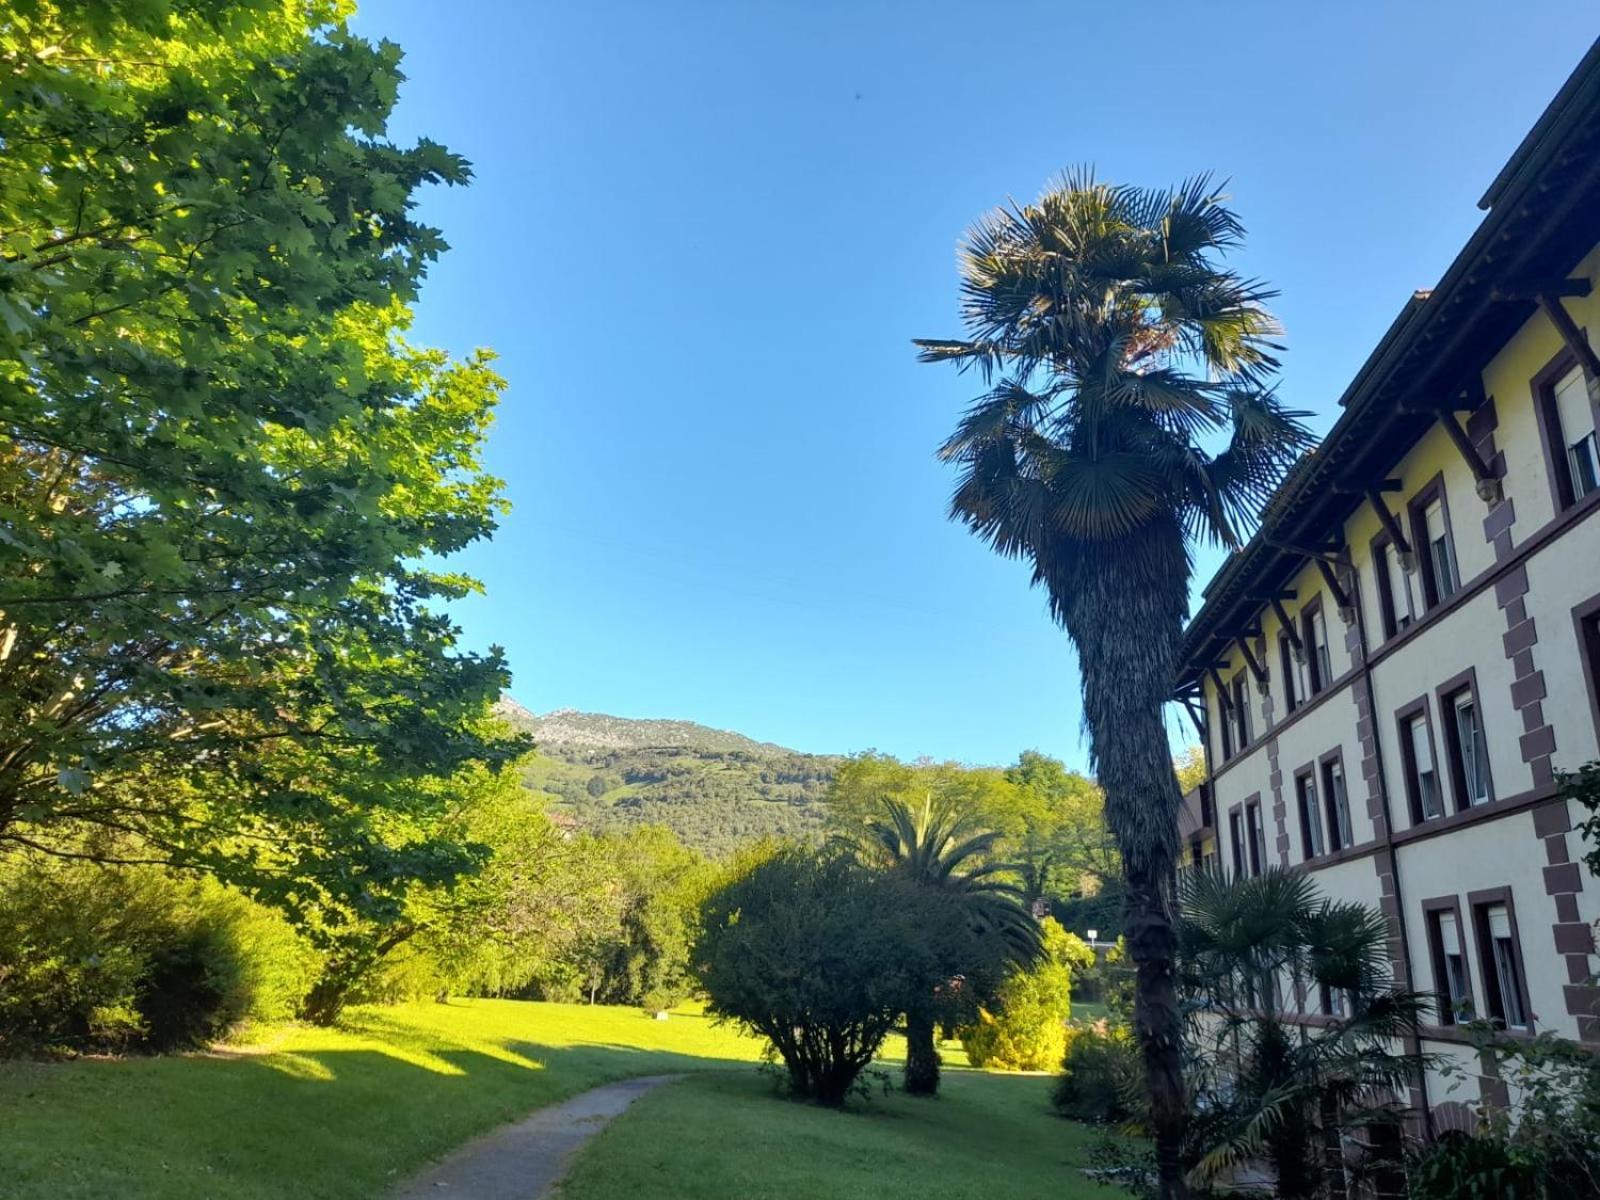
0;1000;763;1200
558;1068;1108;1200
0;1000;1105;1199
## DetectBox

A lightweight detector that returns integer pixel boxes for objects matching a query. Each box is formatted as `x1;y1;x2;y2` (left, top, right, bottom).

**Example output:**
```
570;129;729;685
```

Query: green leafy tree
695;846;979;1106
0;1;523;918
846;794;1040;1095
917;174;1311;1196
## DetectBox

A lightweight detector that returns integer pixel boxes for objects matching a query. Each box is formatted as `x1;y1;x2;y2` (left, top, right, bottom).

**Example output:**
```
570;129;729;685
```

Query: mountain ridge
494;698;841;856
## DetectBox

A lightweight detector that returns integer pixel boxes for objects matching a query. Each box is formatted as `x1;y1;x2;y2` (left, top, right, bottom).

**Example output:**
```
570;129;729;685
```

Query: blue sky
356;1;1590;769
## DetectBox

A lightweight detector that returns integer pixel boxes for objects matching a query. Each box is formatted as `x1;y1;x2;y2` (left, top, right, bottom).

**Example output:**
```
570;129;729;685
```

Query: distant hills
495;700;842;856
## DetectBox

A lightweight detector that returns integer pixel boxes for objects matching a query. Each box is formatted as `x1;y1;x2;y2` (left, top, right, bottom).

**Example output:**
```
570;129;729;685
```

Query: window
1579;599;1600;747
1401;708;1444;822
1278;633;1300;713
1302;602;1332;695
1553;366;1600;503
1472;897;1529;1030
1410;490;1459;609
1218;688;1234;762
1375;536;1419;638
1322;756;1353;852
1231;672;1253;749
1297;770;1324;860
1425;906;1473;1025
1245;799;1266;877
1229;810;1246;880
1444;685;1492;809
1318;983;1348;1018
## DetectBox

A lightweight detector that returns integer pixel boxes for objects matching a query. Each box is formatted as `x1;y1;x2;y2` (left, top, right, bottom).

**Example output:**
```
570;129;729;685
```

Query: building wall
1195;242;1600;1116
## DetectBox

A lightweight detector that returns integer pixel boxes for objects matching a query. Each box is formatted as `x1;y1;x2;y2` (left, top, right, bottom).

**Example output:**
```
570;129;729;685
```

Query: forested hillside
497;701;841;856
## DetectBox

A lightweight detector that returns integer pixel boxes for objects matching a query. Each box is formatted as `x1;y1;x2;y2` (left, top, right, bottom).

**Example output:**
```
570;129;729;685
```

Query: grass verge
557;1067;1106;1200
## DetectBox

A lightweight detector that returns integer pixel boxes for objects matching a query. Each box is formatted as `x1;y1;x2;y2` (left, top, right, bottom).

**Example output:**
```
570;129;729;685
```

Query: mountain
495;700;842;856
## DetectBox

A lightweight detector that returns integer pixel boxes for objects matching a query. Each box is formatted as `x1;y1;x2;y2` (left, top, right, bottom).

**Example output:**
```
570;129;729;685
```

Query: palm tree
916;173;1312;1196
849;793;1040;1095
1179;867;1429;1198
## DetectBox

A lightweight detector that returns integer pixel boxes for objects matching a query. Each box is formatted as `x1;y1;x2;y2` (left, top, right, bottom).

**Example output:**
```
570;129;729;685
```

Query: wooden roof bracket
1234;636;1268;692
1537;284;1600;403
1181;698;1207;741
1315;555;1358;625
1366;488;1415;572
1208;666;1235;712
1438;405;1503;503
1269;596;1304;658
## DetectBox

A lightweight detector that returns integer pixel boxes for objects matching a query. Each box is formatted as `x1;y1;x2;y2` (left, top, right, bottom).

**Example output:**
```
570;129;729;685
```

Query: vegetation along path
391;1074;682;1200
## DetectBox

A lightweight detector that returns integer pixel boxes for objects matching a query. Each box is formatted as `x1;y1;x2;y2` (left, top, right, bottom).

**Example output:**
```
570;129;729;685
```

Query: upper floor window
1231;671;1253;748
1425;905;1473;1025
1278;632;1300;714
1302;602;1332;694
1245;799;1266;877
1400;707;1444;823
1296;770;1324;860
1375;536;1420;639
1410;490;1459;608
1444;685;1492;809
1229;809;1246;879
1473;897;1530;1031
1218;690;1235;762
1553;366;1599;504
1321;756;1353;851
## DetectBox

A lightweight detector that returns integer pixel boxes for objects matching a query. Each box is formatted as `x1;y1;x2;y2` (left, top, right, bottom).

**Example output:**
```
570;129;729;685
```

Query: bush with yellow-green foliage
961;918;1093;1071
0;855;316;1055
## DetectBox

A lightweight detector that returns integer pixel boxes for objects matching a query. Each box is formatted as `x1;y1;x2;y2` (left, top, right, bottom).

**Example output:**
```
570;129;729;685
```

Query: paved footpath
391;1074;682;1200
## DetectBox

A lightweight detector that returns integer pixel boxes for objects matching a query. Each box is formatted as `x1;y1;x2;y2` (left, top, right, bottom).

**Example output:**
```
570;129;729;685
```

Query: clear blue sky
355;1;1591;770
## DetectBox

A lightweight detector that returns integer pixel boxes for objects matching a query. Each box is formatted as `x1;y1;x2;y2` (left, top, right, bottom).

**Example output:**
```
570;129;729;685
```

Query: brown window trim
1278;630;1300;714
1574;590;1600;749
1395;694;1440;828
1293;763;1320;862
1369;528;1411;642
1231;670;1254;748
1421;895;1473;1027
1301;595;1330;696
1467;886;1536;1034
1244;793;1265;878
1532;342;1600;515
1227;804;1246;880
1434;667;1495;813
1406;472;1457;611
1318;746;1352;853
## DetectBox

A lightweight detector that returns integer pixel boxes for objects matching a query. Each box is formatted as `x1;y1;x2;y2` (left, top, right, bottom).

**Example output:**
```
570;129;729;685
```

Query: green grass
0;999;763;1200
558;1068;1106;1200
0;1001;1105;1200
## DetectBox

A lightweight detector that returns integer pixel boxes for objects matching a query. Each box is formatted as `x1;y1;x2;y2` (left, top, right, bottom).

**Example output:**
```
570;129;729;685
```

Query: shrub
1051;1021;1143;1123
1407;1131;1541;1200
0;856;315;1055
961;918;1091;1070
695;846;973;1106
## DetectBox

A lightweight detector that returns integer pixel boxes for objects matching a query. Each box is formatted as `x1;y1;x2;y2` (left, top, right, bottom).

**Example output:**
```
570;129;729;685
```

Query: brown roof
1178;37;1600;692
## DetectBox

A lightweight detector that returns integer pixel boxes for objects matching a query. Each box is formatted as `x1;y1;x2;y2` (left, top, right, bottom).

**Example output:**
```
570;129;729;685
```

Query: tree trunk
903;1010;940;1096
1054;519;1191;1200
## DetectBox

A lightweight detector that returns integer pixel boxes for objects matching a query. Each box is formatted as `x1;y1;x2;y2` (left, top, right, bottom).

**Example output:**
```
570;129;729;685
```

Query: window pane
1554;367;1597;502
1423;499;1458;598
1569;432;1599;500
1301;778;1323;858
1328;762;1352;849
1438;911;1460;955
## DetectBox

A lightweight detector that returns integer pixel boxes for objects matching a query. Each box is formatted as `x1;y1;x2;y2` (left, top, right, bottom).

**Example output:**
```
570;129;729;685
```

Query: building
1175;38;1600;1131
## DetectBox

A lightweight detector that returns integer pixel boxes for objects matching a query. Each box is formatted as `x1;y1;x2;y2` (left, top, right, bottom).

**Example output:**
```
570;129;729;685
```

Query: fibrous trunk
1054;518;1191;1200
903;1010;940;1096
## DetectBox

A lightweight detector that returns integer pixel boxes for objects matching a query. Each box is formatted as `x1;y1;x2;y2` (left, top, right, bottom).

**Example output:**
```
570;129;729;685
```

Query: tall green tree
847;794;1039;1095
0;1;523;917
917;174;1311;1196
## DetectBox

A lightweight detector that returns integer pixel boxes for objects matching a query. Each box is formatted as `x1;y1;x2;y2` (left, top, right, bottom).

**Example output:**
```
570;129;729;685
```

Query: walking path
391;1074;682;1199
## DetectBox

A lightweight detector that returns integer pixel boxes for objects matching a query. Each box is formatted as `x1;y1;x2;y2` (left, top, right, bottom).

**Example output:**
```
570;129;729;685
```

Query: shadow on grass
1;1010;759;1200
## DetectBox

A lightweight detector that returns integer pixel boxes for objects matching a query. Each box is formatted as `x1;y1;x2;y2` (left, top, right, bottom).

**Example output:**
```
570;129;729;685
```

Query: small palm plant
847;794;1040;1095
1178;867;1429;1199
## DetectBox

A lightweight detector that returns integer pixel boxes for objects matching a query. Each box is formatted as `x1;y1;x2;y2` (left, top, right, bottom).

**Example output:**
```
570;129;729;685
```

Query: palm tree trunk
1054;519;1191;1200
903;1009;941;1095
